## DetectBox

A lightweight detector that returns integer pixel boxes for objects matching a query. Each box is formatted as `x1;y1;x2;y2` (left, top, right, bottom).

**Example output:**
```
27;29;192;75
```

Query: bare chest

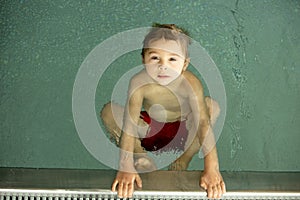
142;85;191;121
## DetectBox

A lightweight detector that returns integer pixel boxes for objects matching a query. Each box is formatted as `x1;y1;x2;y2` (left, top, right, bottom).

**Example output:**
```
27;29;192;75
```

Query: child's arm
111;83;144;198
185;72;226;198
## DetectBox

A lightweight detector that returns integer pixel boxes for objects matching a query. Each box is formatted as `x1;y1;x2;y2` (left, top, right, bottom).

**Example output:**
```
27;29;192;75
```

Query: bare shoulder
128;69;151;95
130;69;150;83
182;70;204;92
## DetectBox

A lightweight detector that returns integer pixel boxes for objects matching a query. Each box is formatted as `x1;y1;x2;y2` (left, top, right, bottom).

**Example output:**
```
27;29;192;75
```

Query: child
101;23;226;199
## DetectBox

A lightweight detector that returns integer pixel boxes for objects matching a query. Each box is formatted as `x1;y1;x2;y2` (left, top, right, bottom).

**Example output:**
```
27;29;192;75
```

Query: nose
159;65;167;70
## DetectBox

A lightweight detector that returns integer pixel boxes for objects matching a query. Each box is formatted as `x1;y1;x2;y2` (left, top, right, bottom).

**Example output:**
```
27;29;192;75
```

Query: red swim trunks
140;111;188;152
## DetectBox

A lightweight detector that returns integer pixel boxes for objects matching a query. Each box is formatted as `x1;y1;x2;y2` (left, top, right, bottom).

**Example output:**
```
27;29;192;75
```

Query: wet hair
141;23;191;58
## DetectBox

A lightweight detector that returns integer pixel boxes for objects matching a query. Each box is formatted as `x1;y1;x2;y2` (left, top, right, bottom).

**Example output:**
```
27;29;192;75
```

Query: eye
169;57;177;61
150;56;159;60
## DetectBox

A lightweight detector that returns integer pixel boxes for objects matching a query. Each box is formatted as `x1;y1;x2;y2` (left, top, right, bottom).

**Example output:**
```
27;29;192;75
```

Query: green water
0;0;299;171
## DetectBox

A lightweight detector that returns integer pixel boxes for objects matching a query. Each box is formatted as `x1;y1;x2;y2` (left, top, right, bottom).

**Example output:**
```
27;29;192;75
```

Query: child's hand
111;171;142;198
200;169;226;199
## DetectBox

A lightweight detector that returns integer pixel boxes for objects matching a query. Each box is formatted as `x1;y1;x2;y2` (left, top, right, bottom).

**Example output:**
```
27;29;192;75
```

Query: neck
165;74;184;90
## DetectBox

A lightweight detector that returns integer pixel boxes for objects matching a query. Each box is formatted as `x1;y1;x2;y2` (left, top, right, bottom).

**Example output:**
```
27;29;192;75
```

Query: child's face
143;39;188;86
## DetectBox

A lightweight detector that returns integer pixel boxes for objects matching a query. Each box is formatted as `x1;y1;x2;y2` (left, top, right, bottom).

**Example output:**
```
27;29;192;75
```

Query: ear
142;55;145;65
183;57;190;71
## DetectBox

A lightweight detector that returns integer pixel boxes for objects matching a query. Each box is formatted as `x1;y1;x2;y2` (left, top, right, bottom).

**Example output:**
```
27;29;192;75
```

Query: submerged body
101;24;226;199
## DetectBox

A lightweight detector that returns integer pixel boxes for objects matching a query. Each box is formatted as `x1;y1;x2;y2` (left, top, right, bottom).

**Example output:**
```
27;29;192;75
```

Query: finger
118;182;123;198
207;186;213;198
136;175;143;188
200;180;207;190
122;183;128;198
128;183;134;198
212;186;218;199
111;180;118;192
221;181;226;193
216;184;222;198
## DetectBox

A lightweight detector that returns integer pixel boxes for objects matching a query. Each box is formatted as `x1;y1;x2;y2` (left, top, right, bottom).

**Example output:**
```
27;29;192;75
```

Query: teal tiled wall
0;0;299;171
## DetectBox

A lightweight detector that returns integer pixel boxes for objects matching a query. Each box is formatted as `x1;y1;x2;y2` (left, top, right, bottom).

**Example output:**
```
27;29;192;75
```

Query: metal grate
1;169;299;200
1;189;300;200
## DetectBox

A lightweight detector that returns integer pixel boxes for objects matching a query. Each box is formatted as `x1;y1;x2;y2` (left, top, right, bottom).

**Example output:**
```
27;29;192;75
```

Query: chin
156;80;173;86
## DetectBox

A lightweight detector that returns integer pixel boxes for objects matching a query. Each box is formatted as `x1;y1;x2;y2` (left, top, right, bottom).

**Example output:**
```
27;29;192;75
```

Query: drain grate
1;169;299;200
1;189;300;200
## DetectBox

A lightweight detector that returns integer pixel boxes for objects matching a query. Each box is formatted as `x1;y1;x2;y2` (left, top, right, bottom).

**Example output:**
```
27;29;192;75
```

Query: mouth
157;75;170;78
